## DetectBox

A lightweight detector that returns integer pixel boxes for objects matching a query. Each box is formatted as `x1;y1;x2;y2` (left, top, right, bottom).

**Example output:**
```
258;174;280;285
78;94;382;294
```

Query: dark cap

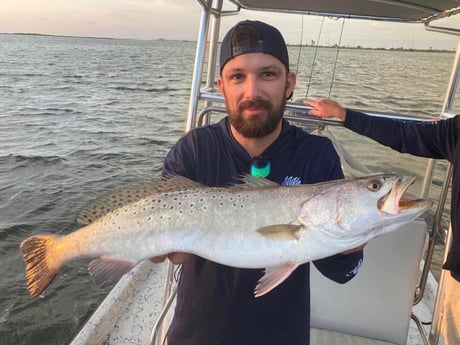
220;20;289;74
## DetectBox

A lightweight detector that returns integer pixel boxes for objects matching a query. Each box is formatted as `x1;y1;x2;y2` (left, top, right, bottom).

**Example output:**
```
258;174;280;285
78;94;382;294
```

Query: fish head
297;173;432;244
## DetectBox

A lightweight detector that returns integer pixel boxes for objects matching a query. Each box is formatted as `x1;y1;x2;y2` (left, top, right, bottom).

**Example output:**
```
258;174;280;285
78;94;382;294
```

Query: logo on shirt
346;258;363;277
282;176;302;186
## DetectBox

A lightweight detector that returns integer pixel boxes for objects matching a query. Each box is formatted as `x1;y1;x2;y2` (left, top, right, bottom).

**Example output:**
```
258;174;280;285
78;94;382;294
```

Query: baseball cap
219;20;289;74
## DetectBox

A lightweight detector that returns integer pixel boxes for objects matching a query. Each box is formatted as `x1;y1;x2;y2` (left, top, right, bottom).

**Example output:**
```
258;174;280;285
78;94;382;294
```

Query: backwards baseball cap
220;20;289;74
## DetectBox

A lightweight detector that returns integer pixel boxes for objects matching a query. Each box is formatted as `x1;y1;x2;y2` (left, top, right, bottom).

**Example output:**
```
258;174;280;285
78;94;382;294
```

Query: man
306;98;460;344
157;21;363;345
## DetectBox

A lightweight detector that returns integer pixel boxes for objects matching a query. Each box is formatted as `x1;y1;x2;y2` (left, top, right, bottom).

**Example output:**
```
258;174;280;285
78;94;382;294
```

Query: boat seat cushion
311;328;397;345
310;220;427;345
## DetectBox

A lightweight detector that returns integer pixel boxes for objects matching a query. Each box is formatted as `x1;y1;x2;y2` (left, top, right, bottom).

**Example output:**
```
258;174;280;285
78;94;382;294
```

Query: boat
69;1;460;344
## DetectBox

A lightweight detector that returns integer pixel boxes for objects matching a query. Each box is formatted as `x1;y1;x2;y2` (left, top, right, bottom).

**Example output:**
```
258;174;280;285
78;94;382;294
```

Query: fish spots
143;189;251;218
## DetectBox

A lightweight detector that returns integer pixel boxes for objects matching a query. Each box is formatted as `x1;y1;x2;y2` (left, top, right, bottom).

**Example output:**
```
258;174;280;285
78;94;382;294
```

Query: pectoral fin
88;257;136;288
256;224;303;240
254;263;298;297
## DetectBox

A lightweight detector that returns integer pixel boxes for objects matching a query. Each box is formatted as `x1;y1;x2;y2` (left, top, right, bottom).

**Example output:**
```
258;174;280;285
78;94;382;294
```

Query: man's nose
243;76;261;100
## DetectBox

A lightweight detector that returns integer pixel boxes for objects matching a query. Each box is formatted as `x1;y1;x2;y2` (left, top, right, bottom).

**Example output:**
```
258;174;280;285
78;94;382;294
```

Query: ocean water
0;34;458;345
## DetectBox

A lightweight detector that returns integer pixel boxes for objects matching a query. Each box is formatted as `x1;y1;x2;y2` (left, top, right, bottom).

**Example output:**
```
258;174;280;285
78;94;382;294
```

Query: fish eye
367;179;382;192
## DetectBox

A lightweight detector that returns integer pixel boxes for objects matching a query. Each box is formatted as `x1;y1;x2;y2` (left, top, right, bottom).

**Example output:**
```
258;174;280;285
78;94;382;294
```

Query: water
0;34;458;345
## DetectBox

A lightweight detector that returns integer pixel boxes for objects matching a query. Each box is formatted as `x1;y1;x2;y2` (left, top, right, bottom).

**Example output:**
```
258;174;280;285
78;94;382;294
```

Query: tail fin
20;235;61;298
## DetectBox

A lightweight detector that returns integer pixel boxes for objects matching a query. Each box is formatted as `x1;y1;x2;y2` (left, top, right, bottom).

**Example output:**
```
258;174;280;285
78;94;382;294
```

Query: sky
1;0;460;50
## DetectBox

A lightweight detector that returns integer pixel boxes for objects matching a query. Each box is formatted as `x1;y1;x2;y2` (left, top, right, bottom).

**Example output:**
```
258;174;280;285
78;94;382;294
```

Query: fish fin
78;176;205;224
20;234;62;298
161;175;207;189
256;224;303;240
254;264;298;297
88;257;136;288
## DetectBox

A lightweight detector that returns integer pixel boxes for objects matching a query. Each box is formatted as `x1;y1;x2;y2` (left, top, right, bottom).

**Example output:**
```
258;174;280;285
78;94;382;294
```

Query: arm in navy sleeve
345;109;460;163
162;133;198;179
313;252;363;284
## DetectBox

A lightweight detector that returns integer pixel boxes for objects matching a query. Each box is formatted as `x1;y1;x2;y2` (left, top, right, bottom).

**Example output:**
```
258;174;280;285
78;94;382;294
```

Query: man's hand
304;99;347;121
150;252;191;265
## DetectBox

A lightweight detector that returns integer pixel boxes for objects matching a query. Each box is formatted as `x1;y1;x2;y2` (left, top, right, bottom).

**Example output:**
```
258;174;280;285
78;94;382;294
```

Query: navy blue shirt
345;109;460;277
163;117;363;345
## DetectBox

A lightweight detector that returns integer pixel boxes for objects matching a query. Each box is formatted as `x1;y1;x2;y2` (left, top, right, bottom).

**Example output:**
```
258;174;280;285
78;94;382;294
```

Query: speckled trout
20;173;431;298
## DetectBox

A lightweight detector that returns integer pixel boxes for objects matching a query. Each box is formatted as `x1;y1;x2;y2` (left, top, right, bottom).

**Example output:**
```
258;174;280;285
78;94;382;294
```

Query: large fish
20;173;431;298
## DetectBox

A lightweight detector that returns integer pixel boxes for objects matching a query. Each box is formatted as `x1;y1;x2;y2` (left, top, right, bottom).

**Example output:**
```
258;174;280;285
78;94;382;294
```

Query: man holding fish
20;20;432;345
158;20;365;345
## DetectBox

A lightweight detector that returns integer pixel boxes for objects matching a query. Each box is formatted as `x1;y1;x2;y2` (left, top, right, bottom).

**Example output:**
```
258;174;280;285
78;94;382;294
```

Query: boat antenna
295;15;305;76
305;17;325;99
328;18;346;98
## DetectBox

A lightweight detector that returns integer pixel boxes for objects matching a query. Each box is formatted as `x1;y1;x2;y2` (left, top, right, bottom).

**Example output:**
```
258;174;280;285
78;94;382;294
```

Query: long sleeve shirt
163;117;363;345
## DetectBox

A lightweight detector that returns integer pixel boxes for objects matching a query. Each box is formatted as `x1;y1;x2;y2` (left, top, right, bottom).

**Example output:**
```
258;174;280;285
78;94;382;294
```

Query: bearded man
157;20;364;345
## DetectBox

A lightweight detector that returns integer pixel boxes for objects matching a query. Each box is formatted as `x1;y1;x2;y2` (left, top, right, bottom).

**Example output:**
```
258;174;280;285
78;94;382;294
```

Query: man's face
218;53;296;138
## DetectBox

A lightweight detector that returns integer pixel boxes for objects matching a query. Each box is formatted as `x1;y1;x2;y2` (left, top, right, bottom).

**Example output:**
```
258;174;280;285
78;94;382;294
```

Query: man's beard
228;98;286;138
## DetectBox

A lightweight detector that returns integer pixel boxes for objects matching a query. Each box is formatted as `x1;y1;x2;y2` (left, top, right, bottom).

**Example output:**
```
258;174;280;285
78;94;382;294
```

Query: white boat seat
310;220;428;345
311;328;396;345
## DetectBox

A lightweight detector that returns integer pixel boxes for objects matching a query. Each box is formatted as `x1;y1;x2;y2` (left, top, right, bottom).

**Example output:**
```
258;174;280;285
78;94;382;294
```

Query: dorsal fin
234;174;279;188
77;175;205;224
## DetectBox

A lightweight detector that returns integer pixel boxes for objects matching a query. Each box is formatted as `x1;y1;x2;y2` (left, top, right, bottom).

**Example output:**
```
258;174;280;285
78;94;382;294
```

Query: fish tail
19;235;62;298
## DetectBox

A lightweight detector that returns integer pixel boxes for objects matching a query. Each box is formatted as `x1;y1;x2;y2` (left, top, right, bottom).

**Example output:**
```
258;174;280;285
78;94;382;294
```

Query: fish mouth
378;175;431;215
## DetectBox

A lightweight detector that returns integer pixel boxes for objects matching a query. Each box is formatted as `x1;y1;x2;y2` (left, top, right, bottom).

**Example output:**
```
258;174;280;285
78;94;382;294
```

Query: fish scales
20;173;432;298
68;185;301;263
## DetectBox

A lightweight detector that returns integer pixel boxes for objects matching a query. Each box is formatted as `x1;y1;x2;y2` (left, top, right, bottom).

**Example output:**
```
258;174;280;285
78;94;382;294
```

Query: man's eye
231;74;243;80
262;71;275;78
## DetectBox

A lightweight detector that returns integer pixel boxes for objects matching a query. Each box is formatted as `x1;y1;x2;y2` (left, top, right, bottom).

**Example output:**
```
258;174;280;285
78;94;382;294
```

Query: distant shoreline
1;32;118;40
0;32;455;53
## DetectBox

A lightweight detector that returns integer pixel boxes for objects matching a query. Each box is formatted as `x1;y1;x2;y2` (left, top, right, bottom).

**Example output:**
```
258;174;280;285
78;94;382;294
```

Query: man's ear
286;71;296;100
217;77;224;95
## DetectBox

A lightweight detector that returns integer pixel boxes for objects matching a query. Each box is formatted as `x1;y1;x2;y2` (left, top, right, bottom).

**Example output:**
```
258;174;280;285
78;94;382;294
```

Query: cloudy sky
1;0;460;49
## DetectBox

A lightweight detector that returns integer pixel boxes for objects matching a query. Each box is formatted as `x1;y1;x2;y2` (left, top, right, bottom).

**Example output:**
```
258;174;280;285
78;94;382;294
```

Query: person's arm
305;98;459;161
314;251;364;283
306;99;460;281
